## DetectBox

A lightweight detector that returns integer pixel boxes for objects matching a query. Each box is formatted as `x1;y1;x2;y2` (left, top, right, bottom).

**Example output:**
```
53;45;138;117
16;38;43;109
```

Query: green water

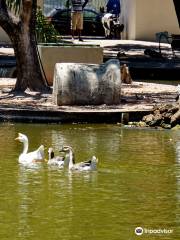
0;123;180;240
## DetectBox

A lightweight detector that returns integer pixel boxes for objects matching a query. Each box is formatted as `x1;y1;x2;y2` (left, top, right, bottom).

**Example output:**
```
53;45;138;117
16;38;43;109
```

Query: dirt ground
0;78;178;112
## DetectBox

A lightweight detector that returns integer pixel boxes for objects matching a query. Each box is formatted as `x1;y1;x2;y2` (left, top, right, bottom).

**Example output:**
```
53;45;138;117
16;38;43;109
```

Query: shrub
36;7;59;43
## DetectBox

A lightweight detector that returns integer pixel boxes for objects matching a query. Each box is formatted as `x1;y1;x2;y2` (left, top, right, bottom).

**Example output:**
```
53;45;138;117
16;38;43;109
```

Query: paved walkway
62;38;180;79
62;38;174;58
0;39;173;57
0;47;14;56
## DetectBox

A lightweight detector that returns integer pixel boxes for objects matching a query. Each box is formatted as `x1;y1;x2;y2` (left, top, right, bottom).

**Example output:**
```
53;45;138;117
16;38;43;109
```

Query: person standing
102;0;123;39
106;0;121;17
66;0;88;41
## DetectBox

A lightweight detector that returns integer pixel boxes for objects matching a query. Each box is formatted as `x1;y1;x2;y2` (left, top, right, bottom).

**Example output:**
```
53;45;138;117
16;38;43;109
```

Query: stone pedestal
53;59;121;106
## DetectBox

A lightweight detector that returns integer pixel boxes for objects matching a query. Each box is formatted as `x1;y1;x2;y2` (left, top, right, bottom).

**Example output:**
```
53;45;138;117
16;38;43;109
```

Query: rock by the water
172;124;180;130
142;103;180;129
128;121;147;127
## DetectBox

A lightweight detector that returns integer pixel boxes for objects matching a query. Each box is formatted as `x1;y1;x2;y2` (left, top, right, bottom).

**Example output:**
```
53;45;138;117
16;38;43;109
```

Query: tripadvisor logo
135;227;143;236
135;226;173;236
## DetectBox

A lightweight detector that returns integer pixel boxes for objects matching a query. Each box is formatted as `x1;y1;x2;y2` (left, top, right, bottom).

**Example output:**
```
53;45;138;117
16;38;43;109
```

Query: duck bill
15;133;21;141
59;149;65;153
59;147;65;153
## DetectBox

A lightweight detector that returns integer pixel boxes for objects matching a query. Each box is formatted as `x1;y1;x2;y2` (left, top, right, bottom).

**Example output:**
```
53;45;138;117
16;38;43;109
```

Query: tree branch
0;0;19;35
20;0;32;25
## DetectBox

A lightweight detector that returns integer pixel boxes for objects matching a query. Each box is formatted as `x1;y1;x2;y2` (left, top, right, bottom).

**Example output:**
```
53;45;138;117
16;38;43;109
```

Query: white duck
60;145;98;171
47;147;65;168
15;133;44;164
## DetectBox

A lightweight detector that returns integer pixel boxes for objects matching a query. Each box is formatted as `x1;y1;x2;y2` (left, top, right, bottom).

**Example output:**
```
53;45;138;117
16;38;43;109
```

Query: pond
0;123;180;239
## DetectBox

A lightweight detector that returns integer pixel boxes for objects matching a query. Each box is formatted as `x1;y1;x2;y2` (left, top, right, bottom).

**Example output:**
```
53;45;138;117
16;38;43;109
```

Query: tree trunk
0;0;50;92
12;26;49;92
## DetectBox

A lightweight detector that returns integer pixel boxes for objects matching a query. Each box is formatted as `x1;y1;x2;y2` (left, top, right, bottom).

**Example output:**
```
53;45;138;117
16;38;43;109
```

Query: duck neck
22;139;28;154
68;150;74;169
49;152;54;160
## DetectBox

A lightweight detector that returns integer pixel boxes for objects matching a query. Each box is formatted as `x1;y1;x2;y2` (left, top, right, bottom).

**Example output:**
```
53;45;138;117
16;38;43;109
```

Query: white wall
121;0;180;41
120;0;136;40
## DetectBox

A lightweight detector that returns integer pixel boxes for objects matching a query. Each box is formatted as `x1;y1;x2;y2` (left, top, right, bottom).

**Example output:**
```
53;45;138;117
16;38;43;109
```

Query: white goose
15;133;44;164
47;147;65;168
60;146;98;171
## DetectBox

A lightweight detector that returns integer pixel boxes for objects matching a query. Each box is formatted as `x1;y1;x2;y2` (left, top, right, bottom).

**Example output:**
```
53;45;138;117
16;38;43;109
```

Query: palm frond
6;0;21;14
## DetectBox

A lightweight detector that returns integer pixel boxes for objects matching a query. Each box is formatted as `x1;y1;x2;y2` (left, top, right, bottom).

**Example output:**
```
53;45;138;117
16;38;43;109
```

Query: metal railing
43;0;108;15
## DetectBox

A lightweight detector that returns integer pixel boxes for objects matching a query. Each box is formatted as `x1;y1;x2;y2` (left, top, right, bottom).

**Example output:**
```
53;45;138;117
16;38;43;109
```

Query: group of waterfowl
15;133;98;171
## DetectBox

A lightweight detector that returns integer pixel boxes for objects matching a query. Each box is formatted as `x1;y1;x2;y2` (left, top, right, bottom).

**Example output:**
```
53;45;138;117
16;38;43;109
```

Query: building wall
121;0;180;41
120;0;136;40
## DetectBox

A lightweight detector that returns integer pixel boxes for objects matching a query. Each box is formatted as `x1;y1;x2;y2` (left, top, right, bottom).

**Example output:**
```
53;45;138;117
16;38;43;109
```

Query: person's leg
78;29;83;41
77;12;83;41
71;12;76;40
71;29;75;40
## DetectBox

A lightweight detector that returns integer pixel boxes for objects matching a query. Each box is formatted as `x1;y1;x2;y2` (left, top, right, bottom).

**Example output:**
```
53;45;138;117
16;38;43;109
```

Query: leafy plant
36;7;59;43
6;0;21;14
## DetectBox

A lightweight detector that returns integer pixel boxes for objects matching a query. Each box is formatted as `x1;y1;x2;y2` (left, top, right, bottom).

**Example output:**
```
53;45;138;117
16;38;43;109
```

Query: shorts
71;12;83;30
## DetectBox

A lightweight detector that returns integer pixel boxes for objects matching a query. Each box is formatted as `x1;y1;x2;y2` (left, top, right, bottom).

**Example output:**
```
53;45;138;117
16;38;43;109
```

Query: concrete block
38;44;103;85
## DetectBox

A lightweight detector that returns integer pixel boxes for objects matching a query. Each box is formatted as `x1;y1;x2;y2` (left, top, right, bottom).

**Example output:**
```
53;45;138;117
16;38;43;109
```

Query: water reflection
17;165;42;238
172;132;180;237
175;140;180;164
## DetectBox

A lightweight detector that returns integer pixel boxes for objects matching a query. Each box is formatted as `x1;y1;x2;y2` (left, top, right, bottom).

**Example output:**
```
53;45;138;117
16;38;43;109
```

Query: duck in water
60;145;98;171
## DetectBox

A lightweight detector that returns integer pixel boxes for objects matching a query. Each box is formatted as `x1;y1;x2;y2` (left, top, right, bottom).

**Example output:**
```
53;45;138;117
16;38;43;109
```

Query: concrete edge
0;107;151;123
